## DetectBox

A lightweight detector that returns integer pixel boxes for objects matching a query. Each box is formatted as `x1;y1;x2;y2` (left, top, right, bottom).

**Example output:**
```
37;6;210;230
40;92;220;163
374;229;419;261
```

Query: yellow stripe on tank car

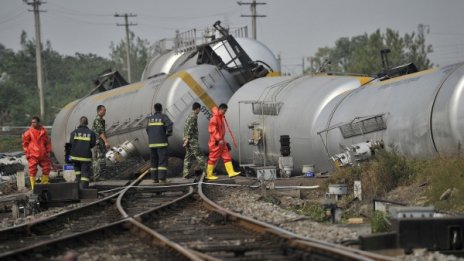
91;83;145;101
170;71;217;110
369;68;437;87
356;77;373;86
267;71;281;77
63;100;80;110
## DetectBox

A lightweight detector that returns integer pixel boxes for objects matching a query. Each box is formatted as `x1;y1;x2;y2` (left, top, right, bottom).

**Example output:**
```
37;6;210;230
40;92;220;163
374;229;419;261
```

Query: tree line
0;27;433;126
0;31;156;126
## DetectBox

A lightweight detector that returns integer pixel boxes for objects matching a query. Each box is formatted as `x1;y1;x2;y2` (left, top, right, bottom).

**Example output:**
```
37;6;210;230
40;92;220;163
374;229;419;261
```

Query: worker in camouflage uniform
92;105;110;180
182;102;207;178
146;103;173;183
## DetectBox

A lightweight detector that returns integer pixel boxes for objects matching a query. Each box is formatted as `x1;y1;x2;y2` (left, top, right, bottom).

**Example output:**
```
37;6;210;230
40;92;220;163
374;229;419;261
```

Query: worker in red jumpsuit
22;116;52;189
206;103;240;180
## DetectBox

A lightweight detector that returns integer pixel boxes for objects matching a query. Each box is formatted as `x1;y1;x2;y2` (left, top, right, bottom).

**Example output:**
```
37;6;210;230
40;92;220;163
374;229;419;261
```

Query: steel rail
197;173;396;261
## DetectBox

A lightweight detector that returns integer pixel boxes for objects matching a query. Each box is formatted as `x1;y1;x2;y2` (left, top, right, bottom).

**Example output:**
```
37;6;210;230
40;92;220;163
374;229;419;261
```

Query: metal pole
251;0;256;39
26;0;46;120
238;1;266;40
115;13;137;83
238;102;242;166
124;14;131;83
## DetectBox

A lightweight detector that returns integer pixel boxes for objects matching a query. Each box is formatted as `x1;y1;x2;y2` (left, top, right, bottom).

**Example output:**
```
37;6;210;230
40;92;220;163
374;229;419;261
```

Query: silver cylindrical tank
227;62;464;173
52;64;239;163
227;75;371;173
323;62;464;162
53;37;280;164
140;38;280;81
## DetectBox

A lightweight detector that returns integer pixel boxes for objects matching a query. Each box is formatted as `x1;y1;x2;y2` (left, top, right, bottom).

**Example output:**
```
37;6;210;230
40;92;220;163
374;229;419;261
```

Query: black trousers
73;161;91;188
150;147;167;181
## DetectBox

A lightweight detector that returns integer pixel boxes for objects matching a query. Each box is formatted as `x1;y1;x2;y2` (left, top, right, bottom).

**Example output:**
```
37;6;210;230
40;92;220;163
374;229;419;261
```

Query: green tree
309;26;433;76
110;31;156;83
0;31;114;125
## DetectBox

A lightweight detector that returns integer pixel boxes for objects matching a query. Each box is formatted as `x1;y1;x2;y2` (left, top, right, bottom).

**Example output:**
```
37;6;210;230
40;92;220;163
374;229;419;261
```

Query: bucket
63;164;75;182
302;164;315;177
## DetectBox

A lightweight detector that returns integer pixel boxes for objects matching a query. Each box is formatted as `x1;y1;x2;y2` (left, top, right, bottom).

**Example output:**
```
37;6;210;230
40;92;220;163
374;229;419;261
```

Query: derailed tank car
227;62;464;173
51;22;279;164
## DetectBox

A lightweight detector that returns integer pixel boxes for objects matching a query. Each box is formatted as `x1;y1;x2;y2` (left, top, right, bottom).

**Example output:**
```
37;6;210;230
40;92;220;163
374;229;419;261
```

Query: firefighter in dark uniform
146;103;173;183
70;116;96;189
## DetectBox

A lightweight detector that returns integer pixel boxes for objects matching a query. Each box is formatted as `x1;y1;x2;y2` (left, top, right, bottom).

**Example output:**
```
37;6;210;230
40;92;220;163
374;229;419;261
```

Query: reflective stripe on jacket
70;126;96;162
146;112;173;148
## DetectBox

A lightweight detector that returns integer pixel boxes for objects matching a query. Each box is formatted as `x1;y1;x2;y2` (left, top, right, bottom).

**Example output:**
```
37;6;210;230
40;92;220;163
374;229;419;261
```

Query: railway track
0;163;395;261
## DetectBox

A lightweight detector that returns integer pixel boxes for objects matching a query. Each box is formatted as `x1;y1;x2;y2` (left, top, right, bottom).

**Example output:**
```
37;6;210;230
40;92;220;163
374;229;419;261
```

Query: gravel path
214;186;464;261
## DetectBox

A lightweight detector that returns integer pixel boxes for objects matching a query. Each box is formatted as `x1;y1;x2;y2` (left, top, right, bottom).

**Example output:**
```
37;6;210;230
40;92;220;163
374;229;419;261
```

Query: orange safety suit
208;106;232;165
22;125;52;177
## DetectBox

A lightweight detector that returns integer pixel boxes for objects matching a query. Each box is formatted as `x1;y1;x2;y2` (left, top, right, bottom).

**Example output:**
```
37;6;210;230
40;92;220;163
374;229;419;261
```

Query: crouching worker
207;103;240;180
70;116;96;189
22;116;52;190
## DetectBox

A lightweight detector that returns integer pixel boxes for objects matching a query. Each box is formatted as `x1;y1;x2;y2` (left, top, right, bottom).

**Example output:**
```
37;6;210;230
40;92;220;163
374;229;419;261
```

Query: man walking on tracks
182;102;207;179
92;105;110;180
206;103;240;180
22;116;52;190
70;116;96;189
146;103;173;184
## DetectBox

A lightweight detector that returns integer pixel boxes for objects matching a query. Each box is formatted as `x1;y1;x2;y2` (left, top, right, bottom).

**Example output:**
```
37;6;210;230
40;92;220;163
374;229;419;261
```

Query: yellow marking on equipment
267;71;281;77
81;177;90;181
369;68;437;87
170;71;217;110
158;166;167;170
91;82;145;101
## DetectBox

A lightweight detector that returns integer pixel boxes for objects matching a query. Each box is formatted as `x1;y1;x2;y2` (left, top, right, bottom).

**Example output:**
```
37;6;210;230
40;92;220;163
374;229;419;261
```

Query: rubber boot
225;162;240;178
29;177;36;190
206;164;218;180
41;175;49;184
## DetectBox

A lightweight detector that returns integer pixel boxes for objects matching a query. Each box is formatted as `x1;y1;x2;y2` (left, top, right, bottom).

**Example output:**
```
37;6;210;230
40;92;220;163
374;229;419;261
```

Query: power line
114;13;137;83
237;0;266;40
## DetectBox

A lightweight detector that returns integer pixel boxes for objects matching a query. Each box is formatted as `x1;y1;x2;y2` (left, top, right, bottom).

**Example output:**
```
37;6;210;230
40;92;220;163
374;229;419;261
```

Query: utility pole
114;13;137;83
302;57;305;74
237;0;266;40
24;0;46;120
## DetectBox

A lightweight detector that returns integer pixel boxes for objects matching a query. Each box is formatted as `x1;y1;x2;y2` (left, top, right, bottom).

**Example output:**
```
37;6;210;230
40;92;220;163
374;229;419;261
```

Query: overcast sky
1;0;464;75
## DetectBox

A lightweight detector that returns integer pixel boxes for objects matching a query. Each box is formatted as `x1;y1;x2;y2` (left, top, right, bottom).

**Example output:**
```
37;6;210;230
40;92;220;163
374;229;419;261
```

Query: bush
370;211;391;233
0;136;22;152
327;148;416;201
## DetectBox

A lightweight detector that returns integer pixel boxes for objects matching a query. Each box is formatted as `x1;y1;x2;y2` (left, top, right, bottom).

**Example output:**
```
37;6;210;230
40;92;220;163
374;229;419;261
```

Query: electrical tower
237;0;266;40
24;0;46;120
114;13;137;83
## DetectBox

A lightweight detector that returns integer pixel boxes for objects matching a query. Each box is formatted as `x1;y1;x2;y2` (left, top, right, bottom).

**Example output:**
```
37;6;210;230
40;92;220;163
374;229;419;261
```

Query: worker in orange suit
22;116;52;189
206;103;240;180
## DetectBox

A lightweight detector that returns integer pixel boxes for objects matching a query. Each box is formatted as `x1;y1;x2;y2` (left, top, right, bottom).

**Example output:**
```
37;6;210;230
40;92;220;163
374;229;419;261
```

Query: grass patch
326;149;417;202
417;156;464;213
290;202;327;222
